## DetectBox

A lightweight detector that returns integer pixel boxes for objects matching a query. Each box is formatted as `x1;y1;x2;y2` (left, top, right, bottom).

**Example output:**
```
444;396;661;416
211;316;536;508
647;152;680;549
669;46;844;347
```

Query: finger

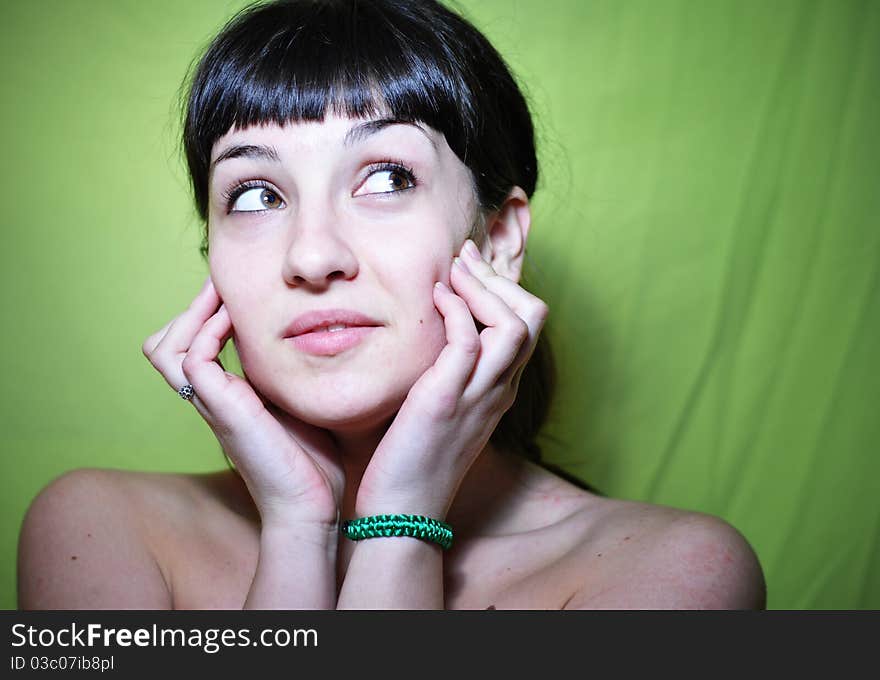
143;277;220;389
457;242;549;389
449;257;530;392
458;245;549;354
142;276;214;354
426;281;481;399
157;276;221;355
181;304;249;421
142;315;179;356
450;257;523;332
459;240;549;331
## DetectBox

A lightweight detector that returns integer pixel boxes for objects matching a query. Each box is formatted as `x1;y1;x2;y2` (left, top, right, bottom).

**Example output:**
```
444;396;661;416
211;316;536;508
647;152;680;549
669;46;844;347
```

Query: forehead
211;114;445;162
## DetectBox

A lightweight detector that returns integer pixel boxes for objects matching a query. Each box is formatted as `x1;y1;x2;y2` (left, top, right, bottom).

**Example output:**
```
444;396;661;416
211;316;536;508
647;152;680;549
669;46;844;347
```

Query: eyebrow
343;118;437;152
210;118;437;173
210;144;280;173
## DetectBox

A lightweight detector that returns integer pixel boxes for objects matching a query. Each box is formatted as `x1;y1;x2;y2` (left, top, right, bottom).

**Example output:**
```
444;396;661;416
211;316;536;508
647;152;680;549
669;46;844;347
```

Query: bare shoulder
562;495;767;610
17;467;255;610
17;468;178;609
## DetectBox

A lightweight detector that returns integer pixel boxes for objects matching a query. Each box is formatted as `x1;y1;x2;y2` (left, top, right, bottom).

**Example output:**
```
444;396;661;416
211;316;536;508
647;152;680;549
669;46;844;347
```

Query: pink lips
283;308;382;356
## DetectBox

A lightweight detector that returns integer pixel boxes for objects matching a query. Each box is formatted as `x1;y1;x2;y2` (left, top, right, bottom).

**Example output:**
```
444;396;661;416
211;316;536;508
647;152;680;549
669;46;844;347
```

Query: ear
479;186;531;283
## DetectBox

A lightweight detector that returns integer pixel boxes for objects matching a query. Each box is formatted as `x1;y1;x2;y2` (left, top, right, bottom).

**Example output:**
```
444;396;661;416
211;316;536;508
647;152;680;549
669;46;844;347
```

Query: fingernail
435;281;449;291
464;240;482;261
453;256;470;272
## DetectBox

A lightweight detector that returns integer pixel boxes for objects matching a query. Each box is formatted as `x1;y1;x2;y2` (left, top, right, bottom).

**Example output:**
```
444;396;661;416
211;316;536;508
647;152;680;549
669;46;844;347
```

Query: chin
300;384;412;422
241;358;414;433
235;323;446;432
294;404;399;434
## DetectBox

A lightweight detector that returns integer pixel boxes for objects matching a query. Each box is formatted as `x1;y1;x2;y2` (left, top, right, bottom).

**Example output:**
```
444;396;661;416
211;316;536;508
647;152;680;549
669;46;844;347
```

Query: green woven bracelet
341;514;454;551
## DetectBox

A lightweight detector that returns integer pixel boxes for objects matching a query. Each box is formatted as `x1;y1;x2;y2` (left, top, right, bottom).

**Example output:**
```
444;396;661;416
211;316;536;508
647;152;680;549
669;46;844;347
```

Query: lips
283;309;383;338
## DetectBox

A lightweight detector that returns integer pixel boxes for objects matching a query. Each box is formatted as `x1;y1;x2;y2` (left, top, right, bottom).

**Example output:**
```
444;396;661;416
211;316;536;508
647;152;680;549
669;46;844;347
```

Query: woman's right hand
142;276;345;532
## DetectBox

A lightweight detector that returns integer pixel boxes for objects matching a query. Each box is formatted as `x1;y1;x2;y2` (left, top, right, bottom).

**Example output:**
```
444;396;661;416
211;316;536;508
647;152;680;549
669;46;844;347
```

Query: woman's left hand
355;239;549;519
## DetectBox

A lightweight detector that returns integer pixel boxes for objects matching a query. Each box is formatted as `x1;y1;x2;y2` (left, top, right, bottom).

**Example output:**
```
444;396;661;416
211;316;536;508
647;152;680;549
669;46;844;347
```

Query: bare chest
161;513;589;610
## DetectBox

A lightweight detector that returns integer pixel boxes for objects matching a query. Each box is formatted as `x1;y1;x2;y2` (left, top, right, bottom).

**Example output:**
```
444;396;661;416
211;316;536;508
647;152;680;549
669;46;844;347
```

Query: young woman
18;0;766;610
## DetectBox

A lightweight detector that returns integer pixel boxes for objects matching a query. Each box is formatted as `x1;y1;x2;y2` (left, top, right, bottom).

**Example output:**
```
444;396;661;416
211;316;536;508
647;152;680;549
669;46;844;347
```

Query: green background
1;0;878;609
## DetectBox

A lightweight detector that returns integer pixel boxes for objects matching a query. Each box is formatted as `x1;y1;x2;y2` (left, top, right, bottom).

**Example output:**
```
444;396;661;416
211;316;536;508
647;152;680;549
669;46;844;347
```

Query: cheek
208;250;241;305
396;264;453;361
208;258;265;360
209;247;267;308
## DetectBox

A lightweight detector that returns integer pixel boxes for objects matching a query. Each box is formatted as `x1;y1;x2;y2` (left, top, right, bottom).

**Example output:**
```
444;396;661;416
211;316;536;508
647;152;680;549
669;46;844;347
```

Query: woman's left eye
356;164;417;196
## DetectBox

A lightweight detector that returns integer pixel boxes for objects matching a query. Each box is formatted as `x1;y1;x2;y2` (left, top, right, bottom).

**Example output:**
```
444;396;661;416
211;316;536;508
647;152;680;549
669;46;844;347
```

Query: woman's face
207;113;479;432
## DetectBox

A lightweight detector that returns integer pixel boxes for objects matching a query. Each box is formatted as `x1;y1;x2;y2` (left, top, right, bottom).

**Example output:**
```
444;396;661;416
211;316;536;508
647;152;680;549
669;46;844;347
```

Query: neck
329;422;531;538
330;423;388;523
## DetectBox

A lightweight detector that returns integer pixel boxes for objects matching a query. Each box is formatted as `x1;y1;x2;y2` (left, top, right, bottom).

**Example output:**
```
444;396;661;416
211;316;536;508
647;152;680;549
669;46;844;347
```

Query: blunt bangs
184;0;489;221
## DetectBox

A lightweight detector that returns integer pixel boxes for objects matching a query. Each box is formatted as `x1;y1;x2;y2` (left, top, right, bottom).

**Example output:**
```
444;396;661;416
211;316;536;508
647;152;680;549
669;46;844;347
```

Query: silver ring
178;384;196;401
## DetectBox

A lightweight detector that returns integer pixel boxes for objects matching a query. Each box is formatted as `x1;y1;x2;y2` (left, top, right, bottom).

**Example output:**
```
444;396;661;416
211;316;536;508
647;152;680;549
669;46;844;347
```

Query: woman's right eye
229;186;284;212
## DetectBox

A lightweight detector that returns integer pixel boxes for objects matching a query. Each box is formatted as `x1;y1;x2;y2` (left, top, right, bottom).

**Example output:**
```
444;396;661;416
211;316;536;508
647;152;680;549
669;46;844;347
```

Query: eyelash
221;160;420;214
221;180;274;213
366;159;420;195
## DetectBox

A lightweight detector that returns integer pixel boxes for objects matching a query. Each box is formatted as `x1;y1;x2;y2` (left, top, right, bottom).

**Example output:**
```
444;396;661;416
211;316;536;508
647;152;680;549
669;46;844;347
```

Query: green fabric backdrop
1;0;877;610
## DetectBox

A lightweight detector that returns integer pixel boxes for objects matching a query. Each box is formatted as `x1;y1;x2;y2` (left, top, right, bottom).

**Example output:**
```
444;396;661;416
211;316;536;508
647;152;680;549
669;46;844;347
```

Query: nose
281;207;359;289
